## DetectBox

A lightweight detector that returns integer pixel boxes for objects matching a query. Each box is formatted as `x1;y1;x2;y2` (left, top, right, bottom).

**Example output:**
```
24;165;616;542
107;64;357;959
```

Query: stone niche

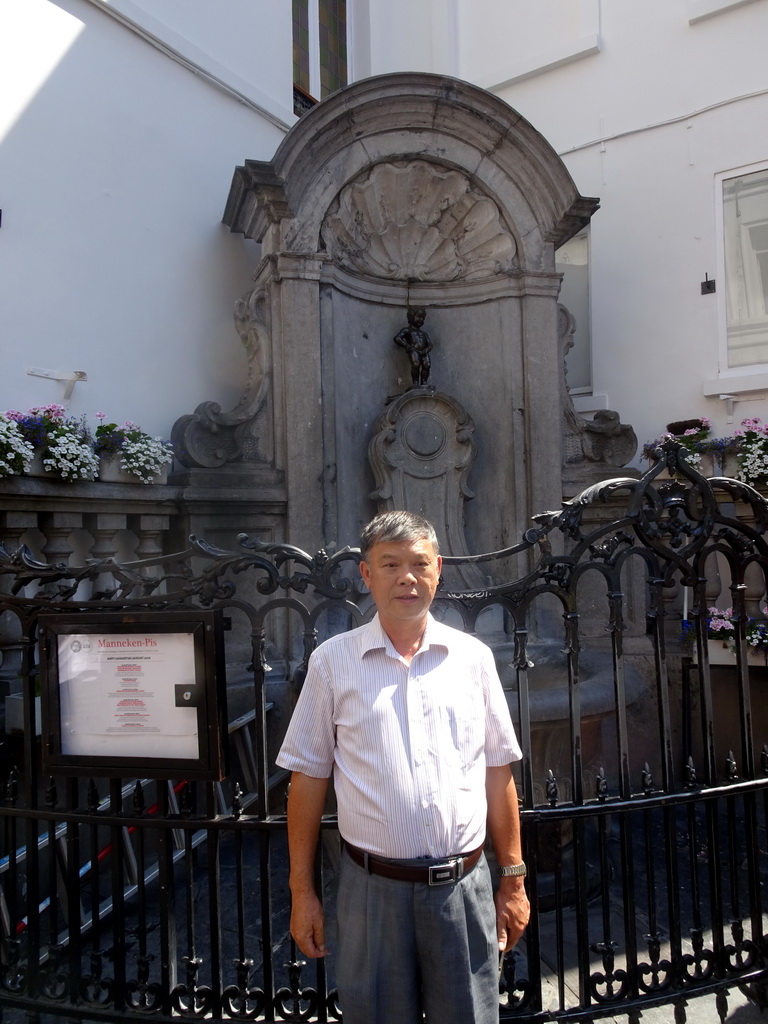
176;73;608;559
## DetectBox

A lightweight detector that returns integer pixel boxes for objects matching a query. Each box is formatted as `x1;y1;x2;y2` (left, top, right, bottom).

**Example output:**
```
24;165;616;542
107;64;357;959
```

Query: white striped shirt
276;613;522;859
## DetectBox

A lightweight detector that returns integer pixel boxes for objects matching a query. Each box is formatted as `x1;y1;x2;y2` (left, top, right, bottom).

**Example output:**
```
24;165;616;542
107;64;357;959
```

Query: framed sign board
38;610;227;780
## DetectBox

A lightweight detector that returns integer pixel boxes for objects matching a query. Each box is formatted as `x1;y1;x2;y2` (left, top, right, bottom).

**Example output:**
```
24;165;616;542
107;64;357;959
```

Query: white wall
459;0;599;94
81;0;294;125
0;0;289;439
454;0;768;462
366;0;459;77
5;0;768;467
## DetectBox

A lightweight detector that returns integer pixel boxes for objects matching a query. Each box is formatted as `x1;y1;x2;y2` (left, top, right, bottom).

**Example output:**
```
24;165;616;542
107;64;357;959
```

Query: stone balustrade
0;473;183;568
0;466;288;713
0;474;186;705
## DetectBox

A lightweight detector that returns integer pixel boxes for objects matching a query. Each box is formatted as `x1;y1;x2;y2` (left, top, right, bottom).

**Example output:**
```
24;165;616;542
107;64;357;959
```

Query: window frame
715;159;768;382
556;228;593;395
293;0;349;109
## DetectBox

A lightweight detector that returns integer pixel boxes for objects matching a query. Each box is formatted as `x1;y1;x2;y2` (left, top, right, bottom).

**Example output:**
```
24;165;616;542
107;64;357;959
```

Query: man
277;511;530;1024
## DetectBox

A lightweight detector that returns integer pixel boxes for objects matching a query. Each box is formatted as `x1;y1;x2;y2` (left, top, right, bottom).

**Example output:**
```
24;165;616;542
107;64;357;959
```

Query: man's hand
495;878;530;952
290;888;328;959
285;772;331;959
485;764;530;951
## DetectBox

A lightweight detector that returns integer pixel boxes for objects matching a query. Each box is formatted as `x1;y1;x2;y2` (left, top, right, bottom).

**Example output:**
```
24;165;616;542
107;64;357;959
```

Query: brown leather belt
344;841;483;886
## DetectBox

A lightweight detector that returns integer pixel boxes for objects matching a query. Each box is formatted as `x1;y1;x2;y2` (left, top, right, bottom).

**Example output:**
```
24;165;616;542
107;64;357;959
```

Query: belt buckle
428;858;461;886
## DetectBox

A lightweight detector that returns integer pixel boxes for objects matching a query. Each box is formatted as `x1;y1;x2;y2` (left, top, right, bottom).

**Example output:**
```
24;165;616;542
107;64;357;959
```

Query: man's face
360;536;442;630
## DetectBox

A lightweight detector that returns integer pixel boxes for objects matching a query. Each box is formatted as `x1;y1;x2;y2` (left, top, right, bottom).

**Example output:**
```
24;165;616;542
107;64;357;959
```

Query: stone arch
224;72;597;274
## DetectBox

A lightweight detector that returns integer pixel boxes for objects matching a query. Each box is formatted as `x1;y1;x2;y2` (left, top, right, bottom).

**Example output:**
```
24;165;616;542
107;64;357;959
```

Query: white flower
0;415;35;477
736;419;768;487
42;426;99;481
118;434;173;483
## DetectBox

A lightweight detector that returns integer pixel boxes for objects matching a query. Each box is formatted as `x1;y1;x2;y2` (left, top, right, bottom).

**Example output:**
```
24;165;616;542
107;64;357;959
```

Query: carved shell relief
321;160;518;282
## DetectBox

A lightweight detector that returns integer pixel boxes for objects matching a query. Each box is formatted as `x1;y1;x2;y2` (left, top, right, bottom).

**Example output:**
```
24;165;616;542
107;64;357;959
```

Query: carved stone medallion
368;388;485;589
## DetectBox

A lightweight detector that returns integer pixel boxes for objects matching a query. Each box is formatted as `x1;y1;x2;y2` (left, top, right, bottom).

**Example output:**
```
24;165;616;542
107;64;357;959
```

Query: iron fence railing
0;440;766;1022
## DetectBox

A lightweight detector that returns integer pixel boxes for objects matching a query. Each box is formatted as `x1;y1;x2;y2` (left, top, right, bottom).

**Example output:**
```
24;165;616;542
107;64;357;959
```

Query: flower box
5;405;99;481
643;416;768;489
0;412;36;478
684;606;768;667
95;417;173;483
98;456;169;485
693;638;768;667
1;407;173;484
98;457;135;484
25;450;49;477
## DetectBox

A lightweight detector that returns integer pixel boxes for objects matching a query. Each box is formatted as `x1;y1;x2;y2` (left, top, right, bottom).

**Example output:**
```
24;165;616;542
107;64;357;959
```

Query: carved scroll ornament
171;289;270;469
560;304;637;470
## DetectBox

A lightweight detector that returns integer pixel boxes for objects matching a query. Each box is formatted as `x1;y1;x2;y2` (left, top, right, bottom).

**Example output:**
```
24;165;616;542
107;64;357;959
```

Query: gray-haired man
277;511;529;1024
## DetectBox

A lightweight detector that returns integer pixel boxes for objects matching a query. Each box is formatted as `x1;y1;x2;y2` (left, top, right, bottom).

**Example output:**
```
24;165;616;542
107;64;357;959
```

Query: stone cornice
319;262;563;306
223;163;292;240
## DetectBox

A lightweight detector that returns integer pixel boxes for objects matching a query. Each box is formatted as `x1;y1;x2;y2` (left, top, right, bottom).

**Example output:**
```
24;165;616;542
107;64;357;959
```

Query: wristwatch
498;862;527;877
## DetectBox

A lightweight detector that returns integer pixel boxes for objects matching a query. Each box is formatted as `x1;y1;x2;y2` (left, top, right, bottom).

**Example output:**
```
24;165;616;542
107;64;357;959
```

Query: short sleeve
482;646;523;766
275;650;336;778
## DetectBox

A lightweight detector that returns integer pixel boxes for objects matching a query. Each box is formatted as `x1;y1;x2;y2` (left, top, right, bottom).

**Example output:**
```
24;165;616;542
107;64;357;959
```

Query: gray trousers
336;847;499;1024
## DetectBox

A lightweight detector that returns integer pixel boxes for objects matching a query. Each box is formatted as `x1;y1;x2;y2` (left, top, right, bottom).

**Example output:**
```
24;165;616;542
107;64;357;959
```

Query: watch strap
498;862;527;877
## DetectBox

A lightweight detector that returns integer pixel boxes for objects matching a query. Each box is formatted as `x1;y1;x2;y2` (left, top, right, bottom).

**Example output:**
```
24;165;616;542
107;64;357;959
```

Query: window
319;0;347;97
293;0;311;97
722;166;768;369
293;0;347;116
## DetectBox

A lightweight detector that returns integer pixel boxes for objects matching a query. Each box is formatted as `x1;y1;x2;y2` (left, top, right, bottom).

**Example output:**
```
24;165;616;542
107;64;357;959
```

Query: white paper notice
57;633;199;759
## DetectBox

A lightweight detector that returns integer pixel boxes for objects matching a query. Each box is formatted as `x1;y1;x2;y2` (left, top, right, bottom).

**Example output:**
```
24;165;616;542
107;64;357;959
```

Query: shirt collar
361;612;445;658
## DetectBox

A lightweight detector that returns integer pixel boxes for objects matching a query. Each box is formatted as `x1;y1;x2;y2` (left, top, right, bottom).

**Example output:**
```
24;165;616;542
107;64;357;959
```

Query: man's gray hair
360;511;439;562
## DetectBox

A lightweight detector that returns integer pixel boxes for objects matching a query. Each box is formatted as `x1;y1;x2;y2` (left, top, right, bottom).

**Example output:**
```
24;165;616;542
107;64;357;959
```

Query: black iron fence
0;441;766;1022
